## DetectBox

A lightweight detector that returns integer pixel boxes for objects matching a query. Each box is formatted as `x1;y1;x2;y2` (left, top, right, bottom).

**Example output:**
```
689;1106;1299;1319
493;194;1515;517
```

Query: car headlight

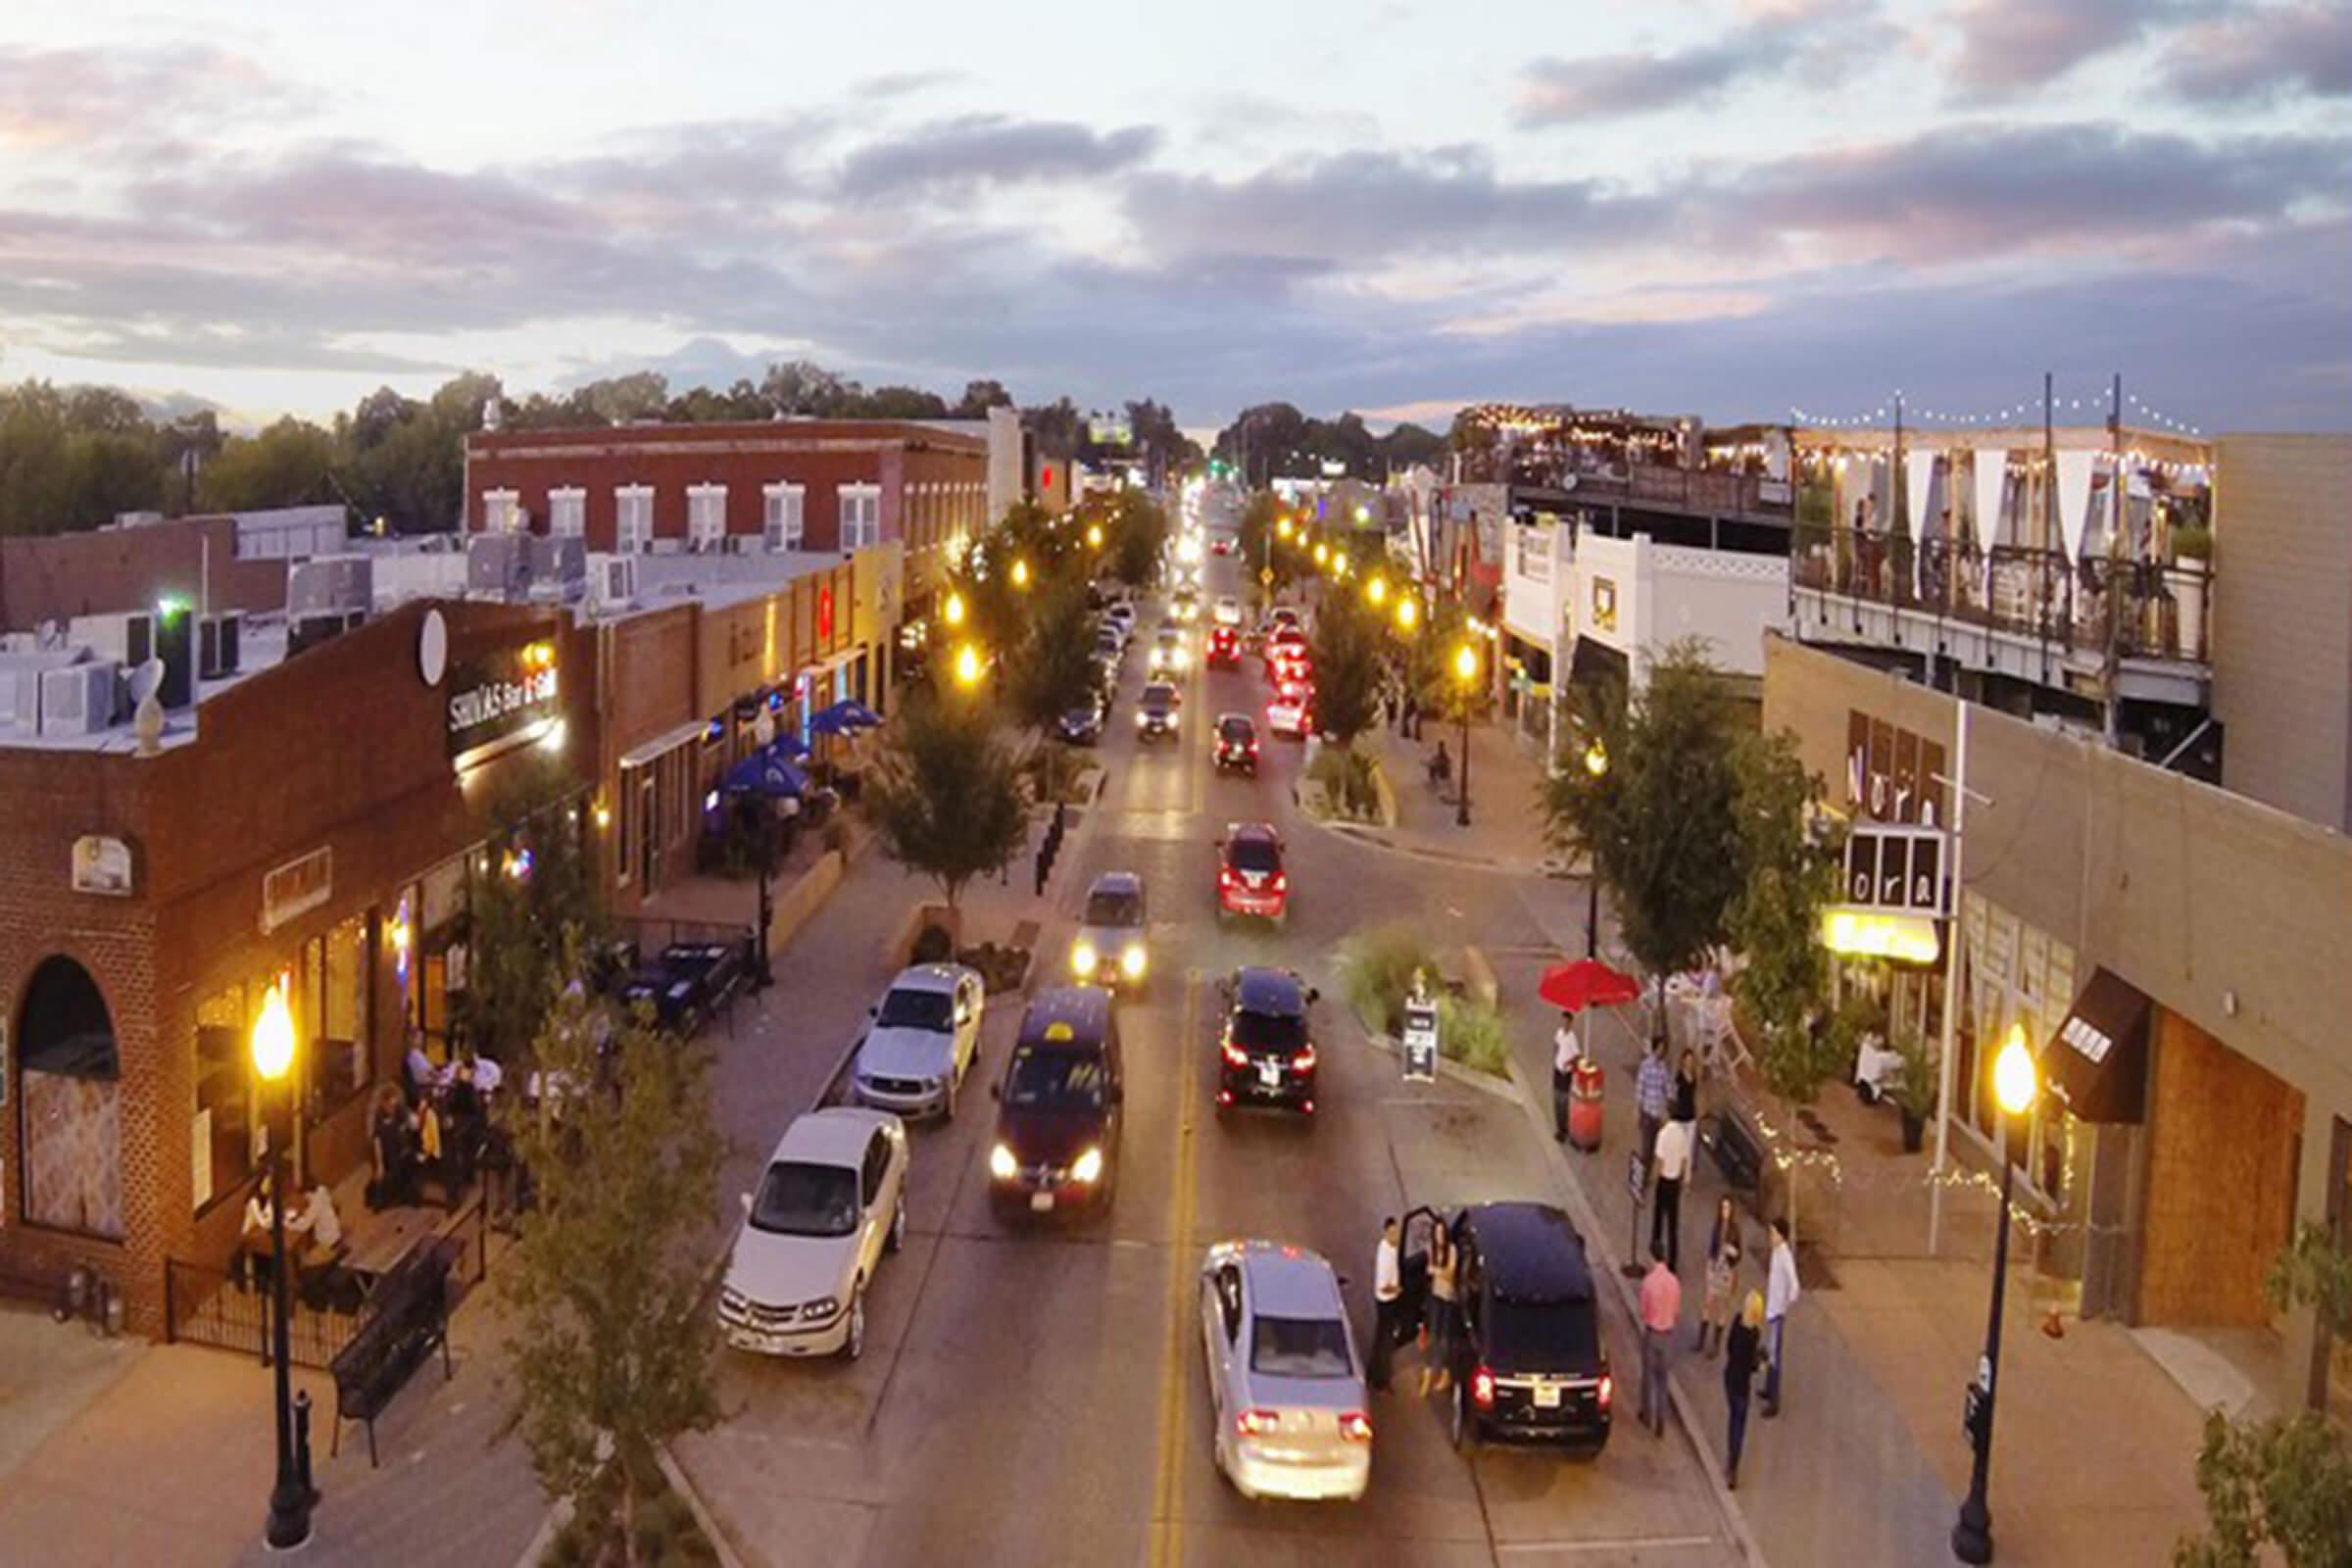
989;1143;1019;1181
1134;710;1150;729
1121;944;1147;978
1072;939;1099;974
1071;1147;1105;1184
719;1286;749;1315
1165;710;1179;728
804;1296;840;1319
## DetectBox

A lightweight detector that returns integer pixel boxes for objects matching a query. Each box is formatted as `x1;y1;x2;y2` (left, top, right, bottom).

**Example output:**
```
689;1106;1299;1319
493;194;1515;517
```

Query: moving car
1071;870;1152;989
1058;698;1106;746
1149;628;1191;675
1136;681;1182;743
1173;586;1201;622
1210;535;1236;556
1266;679;1313;738
1103;603;1137;640
853;964;987;1120
1269;607;1302;631
1401;1202;1613;1453
989;988;1124;1219
719;1107;908;1361
1265;627;1310;682
1199;1240;1371;1501
1214;966;1318;1114
1212;596;1244;627
1216;821;1289;921
1213;712;1259;775
1206;623;1241;668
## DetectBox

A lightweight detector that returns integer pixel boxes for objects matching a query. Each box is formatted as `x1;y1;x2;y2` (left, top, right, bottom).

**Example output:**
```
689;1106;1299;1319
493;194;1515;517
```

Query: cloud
1946;0;2180;92
0;43;314;149
837;116;1160;197
2159;2;2352;101
1515;1;1880;122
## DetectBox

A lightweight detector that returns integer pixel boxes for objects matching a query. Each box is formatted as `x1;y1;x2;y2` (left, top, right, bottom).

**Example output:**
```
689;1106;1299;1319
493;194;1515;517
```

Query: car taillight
1236;1408;1279;1437
1271;874;1286;892
1291;1045;1315;1071
1219;867;1235;888
1222;1040;1248;1067
1339;1411;1372;1443
1472;1366;1495;1409
1597;1374;1614;1409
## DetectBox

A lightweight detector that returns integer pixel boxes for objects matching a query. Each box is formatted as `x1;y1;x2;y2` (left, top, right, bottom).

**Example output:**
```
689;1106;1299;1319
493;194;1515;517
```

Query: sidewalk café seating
328;1238;456;1468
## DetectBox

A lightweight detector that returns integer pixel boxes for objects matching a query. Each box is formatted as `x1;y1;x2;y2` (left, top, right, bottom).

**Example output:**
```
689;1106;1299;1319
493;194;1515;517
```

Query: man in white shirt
1764;1217;1800;1417
288;1183;343;1267
1650;1116;1693;1276
1371;1216;1402;1391
1551;1012;1580;1142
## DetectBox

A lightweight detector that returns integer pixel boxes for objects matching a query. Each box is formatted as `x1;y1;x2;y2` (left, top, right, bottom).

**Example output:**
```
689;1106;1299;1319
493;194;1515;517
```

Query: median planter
892;902;961;969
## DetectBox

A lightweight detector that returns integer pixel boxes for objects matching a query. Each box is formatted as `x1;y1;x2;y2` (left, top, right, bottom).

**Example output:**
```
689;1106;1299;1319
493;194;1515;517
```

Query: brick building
0;598;592;1336
0;508;344;629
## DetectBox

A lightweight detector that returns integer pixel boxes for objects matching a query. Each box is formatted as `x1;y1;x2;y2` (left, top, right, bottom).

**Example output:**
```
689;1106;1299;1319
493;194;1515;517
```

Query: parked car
1216;821;1289;920
1058;700;1106;746
989;988;1125;1219
1213;712;1259;775
1071;870;1152;989
852;964;986;1120
718;1107;908;1360
1400;1202;1613;1453
1136;681;1182;743
1199;1240;1371;1501
1214;966;1318;1114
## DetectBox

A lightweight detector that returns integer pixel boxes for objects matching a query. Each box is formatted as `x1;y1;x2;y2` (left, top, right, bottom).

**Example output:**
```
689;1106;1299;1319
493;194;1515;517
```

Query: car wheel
887;1196;906;1253
843;1284;866;1361
943;1075;958;1122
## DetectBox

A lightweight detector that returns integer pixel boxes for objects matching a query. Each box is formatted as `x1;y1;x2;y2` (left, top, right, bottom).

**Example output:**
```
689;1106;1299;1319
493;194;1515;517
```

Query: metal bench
328;1240;455;1466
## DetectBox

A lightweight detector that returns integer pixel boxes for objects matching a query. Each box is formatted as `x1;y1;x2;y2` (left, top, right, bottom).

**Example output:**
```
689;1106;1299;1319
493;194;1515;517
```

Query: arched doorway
15;956;123;1239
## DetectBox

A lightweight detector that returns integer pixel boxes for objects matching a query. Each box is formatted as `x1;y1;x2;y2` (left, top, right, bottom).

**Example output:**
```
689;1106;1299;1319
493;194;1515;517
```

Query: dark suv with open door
1398;1201;1612;1453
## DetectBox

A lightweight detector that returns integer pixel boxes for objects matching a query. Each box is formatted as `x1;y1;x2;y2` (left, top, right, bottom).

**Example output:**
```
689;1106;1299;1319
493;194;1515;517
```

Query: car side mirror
738;1192;754;1215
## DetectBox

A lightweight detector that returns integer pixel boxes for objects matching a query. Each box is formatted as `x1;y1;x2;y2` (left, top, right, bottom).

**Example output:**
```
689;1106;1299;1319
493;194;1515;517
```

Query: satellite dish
128;658;165;705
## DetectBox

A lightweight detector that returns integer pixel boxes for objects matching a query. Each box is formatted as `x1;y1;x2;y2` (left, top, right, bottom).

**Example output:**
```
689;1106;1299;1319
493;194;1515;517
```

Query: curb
1362;1031;1522;1104
658;1442;750;1568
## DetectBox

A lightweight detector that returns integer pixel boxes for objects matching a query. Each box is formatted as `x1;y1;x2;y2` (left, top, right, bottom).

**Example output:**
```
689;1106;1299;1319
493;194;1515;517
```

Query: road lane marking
1148;968;1203;1568
1494;1536;1722;1555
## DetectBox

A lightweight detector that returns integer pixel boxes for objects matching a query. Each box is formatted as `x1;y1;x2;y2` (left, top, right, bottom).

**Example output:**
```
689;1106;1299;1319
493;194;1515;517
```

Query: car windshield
1084;888;1144;926
1487;1296;1601;1371
1250;1313;1351;1379
1218;718;1253;742
1228;838;1280;872
749;1160;858;1238
1231;1009;1304;1051
1004;1048;1106;1109
875;986;955;1031
1142;686;1176;710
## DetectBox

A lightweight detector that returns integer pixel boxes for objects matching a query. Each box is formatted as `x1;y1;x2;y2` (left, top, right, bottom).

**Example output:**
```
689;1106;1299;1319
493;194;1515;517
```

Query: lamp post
953;643;984;692
251;982;313;1550
1452;641;1478;826
1582;740;1608;957
1952;1024;2037;1565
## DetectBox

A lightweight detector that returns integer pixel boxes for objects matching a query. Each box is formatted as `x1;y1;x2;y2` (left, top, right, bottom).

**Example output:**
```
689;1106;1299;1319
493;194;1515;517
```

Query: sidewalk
1340;716;1564;875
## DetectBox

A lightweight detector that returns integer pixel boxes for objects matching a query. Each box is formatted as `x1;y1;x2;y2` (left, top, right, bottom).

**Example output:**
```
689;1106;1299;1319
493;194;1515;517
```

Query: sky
1;0;2346;434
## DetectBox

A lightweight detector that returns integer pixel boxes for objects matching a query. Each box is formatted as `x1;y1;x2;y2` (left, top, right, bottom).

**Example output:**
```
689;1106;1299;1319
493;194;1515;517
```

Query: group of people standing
368;1037;505;1210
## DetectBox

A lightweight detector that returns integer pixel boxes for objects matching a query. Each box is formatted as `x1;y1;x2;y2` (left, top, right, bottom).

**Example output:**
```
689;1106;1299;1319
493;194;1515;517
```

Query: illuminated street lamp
1086;521;1104;551
1582;740;1608;956
943;590;966;628
1395;597;1419;634
1312;541;1330;568
1452;641;1478;827
1952;1024;2039;1565
1010;558;1031;590
252;982;314;1549
953;643;985;690
1365;574;1388;608
1276;516;1294;542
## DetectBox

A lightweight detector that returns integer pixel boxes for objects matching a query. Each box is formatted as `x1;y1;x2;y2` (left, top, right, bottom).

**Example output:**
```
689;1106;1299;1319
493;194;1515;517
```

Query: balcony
1790;526;2210;706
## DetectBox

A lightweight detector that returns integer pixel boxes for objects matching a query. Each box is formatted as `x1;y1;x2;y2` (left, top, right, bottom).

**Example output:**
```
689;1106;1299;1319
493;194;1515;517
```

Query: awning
2044;967;2153;1124
619;719;709;769
809;699;881;735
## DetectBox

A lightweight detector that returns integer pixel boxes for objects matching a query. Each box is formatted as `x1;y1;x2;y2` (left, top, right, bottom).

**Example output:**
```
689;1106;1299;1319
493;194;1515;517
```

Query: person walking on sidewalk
1650;1113;1692;1277
1370;1216;1402;1392
1697;1196;1740;1354
1723;1291;1765;1488
1673;1047;1701;1126
1635;1040;1671;1172
1551;1011;1580;1142
1638;1245;1682;1437
1764;1217;1799;1417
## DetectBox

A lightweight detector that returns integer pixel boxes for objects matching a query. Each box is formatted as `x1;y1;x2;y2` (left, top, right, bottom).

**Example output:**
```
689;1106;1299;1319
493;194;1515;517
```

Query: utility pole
2101;372;2124;749
1929;700;1968;1255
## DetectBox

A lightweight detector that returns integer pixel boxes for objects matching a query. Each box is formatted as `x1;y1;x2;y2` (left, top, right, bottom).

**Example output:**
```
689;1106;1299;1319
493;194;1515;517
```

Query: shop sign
261;847;332;933
72;835;134;896
1591;578;1618;631
1840;821;1949;917
1845;710;1948;827
446;640;560;760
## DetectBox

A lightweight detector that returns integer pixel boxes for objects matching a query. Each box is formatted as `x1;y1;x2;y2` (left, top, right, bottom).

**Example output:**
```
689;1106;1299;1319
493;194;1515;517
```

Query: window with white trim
839;483;881;550
615;485;654;553
687;483;728;550
763;482;806;552
483;488;521;533
549;487;586;537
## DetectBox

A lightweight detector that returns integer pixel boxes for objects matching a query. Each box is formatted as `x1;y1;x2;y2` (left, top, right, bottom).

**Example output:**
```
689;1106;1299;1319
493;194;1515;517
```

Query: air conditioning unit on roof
40;662;120;737
587;553;638;611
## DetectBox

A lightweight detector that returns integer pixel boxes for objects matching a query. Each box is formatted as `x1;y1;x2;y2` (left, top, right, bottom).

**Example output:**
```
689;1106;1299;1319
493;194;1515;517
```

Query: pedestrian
1418;1224;1457;1396
1764;1217;1799;1417
1639;1244;1682;1437
1673;1047;1701;1127
1402;692;1420;740
1635;1039;1671;1175
1698;1198;1740;1354
1724;1291;1765;1488
1034;844;1049;898
1370;1216;1402;1392
1650;1113;1692;1276
1551;1010;1579;1142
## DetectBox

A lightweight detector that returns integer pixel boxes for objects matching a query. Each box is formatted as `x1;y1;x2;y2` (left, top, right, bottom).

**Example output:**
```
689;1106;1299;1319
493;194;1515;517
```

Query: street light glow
1086;522;1104;550
1010;559;1031;589
1277;517;1294;541
944;591;966;627
955;643;983;688
1366;575;1388;607
1396;598;1418;632
251;981;295;1083
1585;741;1608;777
1453;643;1478;683
1313;542;1329;566
1993;1024;2037;1116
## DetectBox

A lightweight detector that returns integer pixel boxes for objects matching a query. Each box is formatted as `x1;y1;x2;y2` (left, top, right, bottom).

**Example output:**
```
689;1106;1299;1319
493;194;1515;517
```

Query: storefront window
304;916;371;1114
193;983;256;1212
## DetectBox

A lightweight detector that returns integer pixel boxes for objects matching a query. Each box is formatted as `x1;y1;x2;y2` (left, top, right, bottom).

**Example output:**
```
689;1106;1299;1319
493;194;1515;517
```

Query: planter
1898;1107;1926;1153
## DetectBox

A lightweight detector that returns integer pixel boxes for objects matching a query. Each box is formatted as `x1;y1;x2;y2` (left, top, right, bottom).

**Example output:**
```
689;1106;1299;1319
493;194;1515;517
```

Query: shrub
910;923;954;963
1308;743;1379;821
1335;922;1439;1037
1438;994;1511;1077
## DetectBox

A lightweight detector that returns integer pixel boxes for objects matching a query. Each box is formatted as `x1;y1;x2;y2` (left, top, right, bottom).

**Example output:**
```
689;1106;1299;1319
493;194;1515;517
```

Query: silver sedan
1198;1240;1373;1502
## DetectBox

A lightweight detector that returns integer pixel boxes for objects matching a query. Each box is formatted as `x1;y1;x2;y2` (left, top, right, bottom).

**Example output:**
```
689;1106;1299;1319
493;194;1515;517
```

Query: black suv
1214;966;1319;1115
1213;712;1258;775
989;988;1124;1220
1400;1202;1612;1453
1136;681;1181;742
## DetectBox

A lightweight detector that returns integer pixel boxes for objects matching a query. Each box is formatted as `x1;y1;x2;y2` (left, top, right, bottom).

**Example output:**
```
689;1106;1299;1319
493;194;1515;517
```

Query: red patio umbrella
1537;956;1641;1013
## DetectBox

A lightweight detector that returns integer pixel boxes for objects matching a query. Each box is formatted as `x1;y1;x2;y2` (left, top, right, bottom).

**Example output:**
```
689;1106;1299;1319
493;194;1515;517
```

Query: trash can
1568;1056;1606;1152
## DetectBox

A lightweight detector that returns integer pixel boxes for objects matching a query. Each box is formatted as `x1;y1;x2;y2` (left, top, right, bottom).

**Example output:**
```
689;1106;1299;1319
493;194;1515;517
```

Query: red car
1206;624;1241;667
1210;536;1236;556
1267;680;1313;738
1217;823;1289;922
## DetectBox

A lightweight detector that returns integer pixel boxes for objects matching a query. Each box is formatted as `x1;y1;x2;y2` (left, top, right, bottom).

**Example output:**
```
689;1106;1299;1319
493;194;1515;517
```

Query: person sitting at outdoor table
287;1181;344;1269
237;1171;278;1291
404;1033;436;1102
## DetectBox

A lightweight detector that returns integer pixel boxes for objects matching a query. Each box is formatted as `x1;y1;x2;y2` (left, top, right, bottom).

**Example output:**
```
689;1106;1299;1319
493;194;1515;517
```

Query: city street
674;553;1741;1567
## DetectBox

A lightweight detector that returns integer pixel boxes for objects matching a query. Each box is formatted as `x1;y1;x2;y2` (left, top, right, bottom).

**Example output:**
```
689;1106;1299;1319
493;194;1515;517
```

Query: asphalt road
678;552;1739;1568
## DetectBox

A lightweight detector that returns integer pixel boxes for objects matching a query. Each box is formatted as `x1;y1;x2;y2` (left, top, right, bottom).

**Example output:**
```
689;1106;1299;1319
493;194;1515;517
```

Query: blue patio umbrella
721;754;807;799
763;731;809;760
809;699;881;735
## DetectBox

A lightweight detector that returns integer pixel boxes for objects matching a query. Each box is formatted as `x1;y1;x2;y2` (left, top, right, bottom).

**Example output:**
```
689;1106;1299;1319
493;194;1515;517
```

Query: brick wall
0;514;291;630
2138;1010;2304;1326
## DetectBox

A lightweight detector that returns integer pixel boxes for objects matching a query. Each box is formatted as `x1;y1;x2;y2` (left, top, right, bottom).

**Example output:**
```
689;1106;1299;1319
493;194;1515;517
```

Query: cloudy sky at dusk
2;0;2346;432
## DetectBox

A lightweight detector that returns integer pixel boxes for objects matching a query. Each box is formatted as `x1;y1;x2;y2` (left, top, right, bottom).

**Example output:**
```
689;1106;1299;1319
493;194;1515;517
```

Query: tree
1003;577;1100;739
1541;641;1746;1009
860;688;1030;915
464;756;601;1065
198;416;340;513
1724;728;1845;1105
954;379;1015;417
578;371;669;425
1236;492;1300;603
1307;591;1386;747
2175;1222;2352;1568
860;385;950;419
1105;489;1168;589
1380;421;1446;471
495;973;725;1565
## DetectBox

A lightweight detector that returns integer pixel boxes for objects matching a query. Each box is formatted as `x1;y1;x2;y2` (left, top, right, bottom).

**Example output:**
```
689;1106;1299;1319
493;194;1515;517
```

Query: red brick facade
0;514;290;627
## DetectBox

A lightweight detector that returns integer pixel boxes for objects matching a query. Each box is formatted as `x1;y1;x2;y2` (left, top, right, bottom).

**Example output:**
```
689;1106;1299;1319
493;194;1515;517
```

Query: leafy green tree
579;371;669;425
2175;1222;2352;1568
955;379;1015;416
860;385;951;419
860;687;1030;915
1004;577;1100;738
1725;728;1845;1105
198;416;341;513
1105;490;1168;588
1307;591;1386;746
464;756;601;1065
1541;641;1746;1012
1236;493;1300;604
495;972;725;1562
